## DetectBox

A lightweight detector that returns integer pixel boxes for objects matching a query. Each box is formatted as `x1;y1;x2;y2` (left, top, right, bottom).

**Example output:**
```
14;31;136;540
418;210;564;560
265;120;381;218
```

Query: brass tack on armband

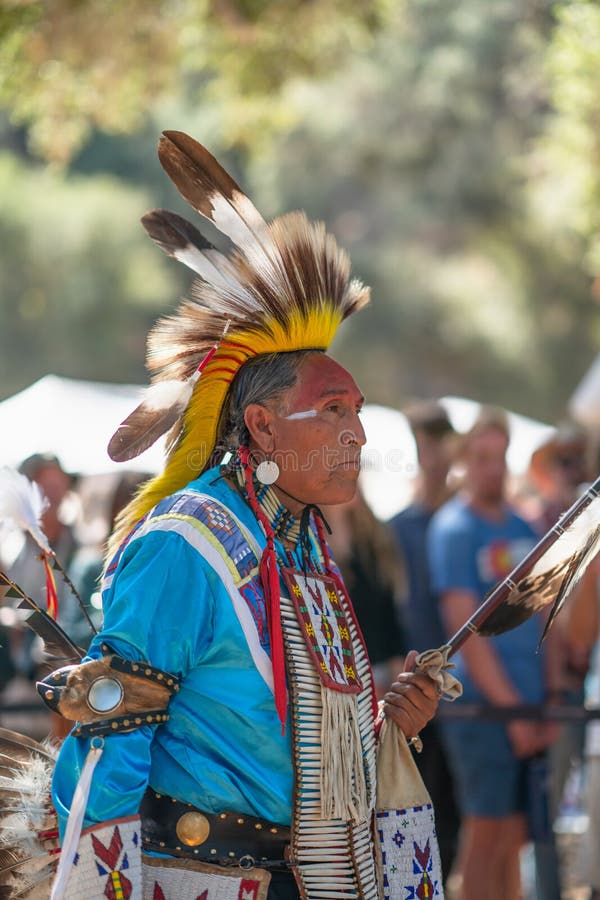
228;852;235;858
135;718;142;725
145;668;151;675
219;813;227;820
157;673;164;680
270;828;278;834
255;824;262;830
210;849;217;855
132;664;139;671
45;690;54;700
111;722;118;730
237;818;244;825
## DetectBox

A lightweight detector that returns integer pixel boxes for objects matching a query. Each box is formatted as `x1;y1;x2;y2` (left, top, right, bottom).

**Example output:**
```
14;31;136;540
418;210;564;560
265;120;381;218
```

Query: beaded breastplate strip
279;568;379;899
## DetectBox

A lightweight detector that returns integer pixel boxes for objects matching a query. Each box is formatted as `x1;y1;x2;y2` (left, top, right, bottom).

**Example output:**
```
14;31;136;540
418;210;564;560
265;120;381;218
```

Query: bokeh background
1;0;600;426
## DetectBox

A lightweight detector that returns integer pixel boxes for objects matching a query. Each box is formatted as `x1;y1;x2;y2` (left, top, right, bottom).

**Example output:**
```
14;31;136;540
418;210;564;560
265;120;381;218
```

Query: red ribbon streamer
239;448;288;733
42;554;58;620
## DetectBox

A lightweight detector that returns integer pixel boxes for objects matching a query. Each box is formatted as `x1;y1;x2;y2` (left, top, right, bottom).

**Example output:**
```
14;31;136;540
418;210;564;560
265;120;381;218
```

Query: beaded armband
36;642;180;737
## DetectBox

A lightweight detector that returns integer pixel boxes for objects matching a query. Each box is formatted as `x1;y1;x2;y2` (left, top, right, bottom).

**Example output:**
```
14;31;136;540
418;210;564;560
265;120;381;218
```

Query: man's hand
507;720;559;759
382;650;440;738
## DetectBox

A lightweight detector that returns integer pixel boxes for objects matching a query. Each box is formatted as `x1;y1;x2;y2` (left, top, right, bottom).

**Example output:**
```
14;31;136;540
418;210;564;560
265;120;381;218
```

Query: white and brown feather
0;730;58;900
158;131;273;261
479;499;600;638
140;209;244;293
107;380;194;462
147;210;369;384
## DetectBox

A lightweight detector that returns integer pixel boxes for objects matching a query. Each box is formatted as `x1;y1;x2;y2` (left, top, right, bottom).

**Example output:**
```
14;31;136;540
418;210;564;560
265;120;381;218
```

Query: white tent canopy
570;354;600;429
0;376;552;519
360;399;553;520
0;375;165;475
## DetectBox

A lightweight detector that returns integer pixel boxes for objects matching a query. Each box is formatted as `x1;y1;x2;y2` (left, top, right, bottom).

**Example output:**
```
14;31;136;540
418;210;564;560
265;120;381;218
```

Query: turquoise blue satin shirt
52;469;301;836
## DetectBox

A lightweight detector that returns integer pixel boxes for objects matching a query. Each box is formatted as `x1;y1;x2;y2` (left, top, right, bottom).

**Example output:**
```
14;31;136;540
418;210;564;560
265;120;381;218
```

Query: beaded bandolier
280;570;379;897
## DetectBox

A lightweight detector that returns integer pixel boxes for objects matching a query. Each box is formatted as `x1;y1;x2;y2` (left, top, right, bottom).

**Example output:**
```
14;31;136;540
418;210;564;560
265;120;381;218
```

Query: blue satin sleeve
52;531;216;837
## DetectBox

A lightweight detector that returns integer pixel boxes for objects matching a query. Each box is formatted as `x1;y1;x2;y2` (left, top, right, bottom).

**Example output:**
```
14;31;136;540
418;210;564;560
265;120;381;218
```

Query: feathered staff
0;573;81;899
446;476;600;655
0;570;83;666
0;727;60;900
377;478;600;891
0;468;96;635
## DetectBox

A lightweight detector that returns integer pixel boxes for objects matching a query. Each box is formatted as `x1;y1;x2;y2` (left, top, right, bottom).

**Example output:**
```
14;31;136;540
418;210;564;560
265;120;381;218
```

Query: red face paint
266;354;367;510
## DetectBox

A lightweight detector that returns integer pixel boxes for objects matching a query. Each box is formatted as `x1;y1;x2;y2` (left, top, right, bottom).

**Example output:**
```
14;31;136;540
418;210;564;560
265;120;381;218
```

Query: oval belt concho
175;811;211;847
140;789;291;867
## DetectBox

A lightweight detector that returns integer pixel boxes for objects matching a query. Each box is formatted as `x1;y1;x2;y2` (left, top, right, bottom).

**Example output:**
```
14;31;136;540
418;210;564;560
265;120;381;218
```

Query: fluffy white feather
0;740;58;900
0;469;51;555
140;379;194;411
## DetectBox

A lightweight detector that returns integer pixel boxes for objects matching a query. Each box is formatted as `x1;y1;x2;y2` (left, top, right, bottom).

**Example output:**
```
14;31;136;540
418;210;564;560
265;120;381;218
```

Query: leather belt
140;788;291;870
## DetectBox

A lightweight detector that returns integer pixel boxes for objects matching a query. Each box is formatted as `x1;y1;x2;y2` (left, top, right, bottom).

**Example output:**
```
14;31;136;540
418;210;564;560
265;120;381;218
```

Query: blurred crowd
1;406;599;899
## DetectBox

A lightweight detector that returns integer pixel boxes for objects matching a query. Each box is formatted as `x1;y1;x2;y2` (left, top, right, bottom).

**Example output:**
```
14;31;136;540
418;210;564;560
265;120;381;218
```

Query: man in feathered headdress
35;133;449;900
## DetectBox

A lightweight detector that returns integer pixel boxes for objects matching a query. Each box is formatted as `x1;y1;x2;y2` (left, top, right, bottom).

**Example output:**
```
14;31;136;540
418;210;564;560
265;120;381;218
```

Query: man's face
414;430;453;479
262;354;366;507
35;464;71;510
464;427;509;505
549;444;588;497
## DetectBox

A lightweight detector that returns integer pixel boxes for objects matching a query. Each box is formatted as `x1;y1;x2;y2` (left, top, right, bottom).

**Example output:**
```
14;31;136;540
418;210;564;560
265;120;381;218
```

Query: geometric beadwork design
238;574;270;653
91;825;132;898
157;492;257;582
375;805;443;899
60;816;142;900
281;568;363;693
141;854;271;899
278;587;380;899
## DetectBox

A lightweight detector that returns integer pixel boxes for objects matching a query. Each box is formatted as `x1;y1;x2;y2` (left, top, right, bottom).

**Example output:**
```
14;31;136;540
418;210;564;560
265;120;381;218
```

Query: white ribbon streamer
50;738;104;900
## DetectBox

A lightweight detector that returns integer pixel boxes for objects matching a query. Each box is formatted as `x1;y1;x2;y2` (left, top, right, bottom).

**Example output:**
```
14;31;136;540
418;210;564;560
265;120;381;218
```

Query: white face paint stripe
284;409;319;420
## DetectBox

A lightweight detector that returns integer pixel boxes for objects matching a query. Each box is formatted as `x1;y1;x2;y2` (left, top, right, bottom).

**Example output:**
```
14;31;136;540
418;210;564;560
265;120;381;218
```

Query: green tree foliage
535;1;600;276
0;0;390;163
0;152;185;397
0;0;598;422
246;0;595;419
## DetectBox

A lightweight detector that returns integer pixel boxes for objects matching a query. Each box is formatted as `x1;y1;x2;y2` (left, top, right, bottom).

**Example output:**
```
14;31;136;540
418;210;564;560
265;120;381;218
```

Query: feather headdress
108;131;369;551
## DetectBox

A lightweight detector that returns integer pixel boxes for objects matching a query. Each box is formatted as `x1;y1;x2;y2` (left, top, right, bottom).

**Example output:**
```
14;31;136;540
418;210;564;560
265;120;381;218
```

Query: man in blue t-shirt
428;408;557;900
391;401;460;882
